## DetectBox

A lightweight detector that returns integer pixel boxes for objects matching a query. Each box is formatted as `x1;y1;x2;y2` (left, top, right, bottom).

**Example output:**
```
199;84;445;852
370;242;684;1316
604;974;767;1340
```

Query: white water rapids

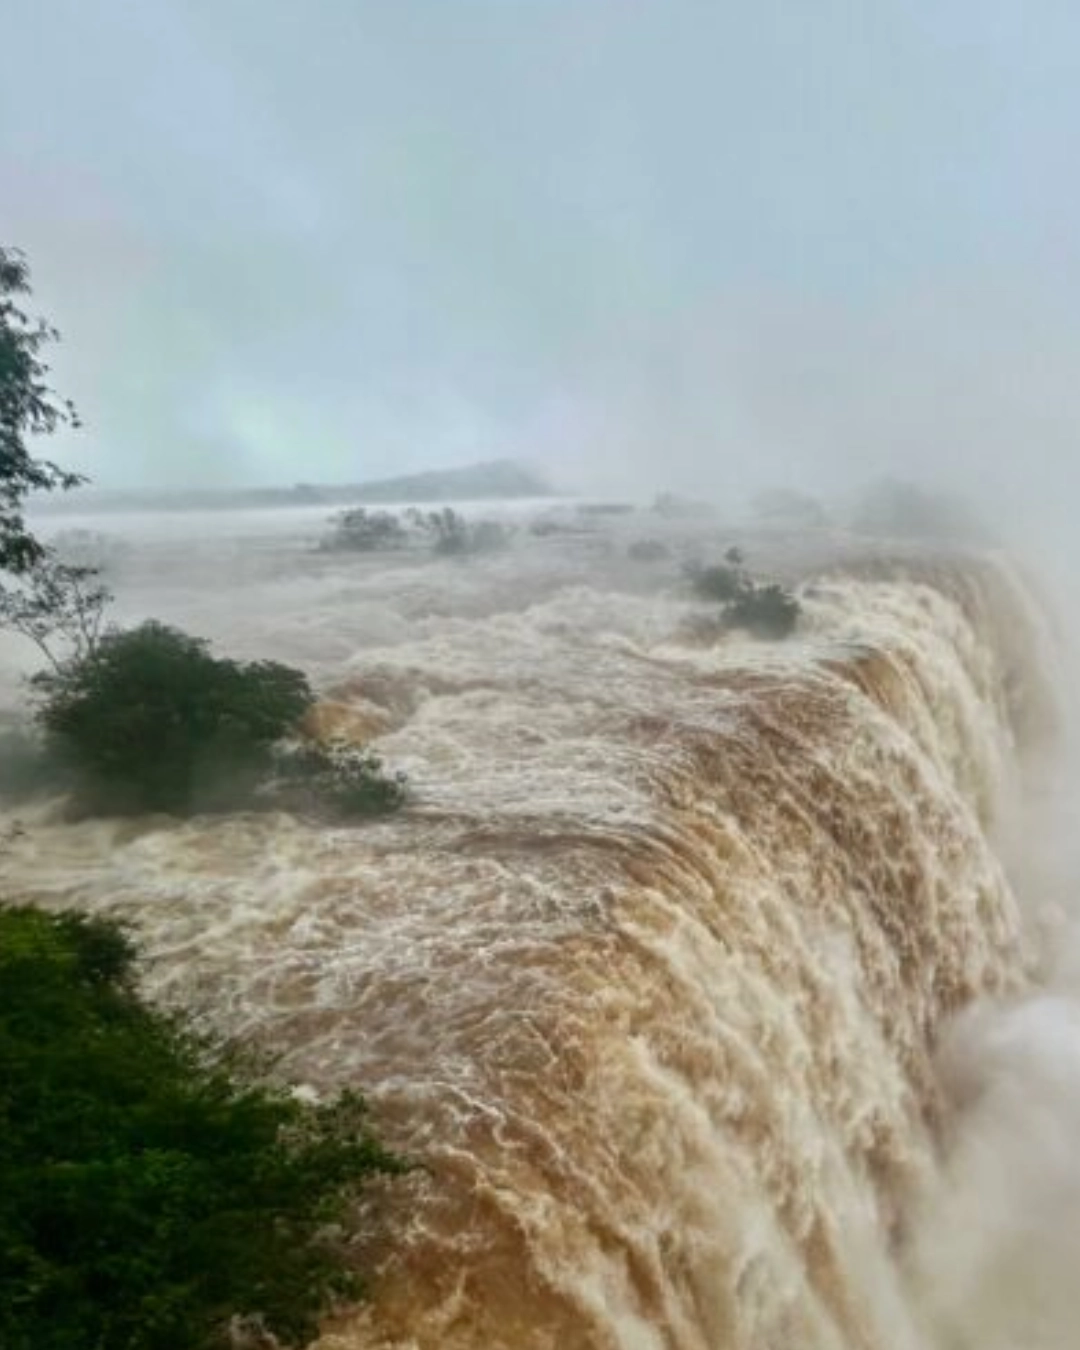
1;505;1077;1349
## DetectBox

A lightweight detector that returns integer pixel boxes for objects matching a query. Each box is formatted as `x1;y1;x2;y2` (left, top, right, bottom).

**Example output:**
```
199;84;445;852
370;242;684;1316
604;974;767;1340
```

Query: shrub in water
0;903;403;1350
323;509;408;553
723;583;801;639
267;741;407;819
685;560;745;602
33;622;314;815
686;552;801;641
420;508;510;557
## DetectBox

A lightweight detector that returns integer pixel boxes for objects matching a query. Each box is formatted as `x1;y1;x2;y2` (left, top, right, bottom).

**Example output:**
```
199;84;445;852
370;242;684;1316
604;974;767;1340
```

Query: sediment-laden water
0;509;1070;1348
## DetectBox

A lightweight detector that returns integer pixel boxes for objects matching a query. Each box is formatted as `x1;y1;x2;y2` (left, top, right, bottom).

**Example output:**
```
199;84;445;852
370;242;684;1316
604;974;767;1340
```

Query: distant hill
37;459;556;514
350;459;552;503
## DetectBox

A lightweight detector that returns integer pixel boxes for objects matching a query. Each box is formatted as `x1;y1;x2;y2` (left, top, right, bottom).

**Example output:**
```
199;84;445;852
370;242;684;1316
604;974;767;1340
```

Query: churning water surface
1;504;1077;1350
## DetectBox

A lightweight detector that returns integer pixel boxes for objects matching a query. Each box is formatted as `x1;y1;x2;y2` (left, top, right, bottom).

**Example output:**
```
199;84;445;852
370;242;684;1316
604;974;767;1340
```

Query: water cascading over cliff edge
0;534;1060;1350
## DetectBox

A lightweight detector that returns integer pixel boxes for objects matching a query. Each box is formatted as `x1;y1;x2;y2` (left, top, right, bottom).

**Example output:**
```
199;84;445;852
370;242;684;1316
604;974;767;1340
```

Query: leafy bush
26;623;410;821
417;508;511;557
723;582;801;638
686;550;801;640
0;903;403;1350
685;559;745;601
267;741;407;819
33;622;314;815
323;508;408;553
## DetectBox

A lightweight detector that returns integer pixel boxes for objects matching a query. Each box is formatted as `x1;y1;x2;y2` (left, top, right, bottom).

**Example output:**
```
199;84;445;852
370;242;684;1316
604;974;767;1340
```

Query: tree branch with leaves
0;554;112;672
0;247;113;665
0;246;84;574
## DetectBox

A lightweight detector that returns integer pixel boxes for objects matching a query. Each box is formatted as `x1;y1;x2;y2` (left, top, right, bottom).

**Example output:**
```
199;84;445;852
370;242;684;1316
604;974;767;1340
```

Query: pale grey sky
3;1;1080;515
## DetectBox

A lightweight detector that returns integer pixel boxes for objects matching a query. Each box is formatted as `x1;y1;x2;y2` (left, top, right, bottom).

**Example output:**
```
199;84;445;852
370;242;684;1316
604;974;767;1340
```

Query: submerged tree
686;550;802;641
32;622;314;815
27;621;408;820
416;508;511;557
267;739;408;818
685;559;746;602
722;582;801;639
322;508;409;553
0;247;84;574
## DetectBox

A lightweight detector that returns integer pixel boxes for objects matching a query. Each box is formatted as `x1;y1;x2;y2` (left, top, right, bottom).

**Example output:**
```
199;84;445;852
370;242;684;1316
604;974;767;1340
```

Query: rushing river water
1;505;1075;1349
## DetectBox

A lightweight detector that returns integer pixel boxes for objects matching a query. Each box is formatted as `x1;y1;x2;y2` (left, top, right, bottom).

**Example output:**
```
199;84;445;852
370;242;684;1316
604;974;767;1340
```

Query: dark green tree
34;622;314;814
0;903;402;1350
723;582;801;639
323;508;408;552
0;247;83;574
686;560;745;602
686;552;801;640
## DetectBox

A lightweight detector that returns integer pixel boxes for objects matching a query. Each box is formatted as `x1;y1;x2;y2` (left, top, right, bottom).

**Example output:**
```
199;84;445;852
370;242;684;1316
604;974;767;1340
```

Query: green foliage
323;508;408;553
268;741;408;819
722;582;801;638
0;247;84;575
417;508;511;557
0;250;109;665
321;506;512;559
0;903;402;1350
24;623;408;821
686;561;745;602
0;554;112;671
33;623;314;815
687;551;801;640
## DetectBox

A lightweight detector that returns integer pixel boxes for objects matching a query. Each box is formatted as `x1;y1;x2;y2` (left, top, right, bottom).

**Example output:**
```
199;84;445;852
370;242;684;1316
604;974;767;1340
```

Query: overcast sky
4;1;1080;515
